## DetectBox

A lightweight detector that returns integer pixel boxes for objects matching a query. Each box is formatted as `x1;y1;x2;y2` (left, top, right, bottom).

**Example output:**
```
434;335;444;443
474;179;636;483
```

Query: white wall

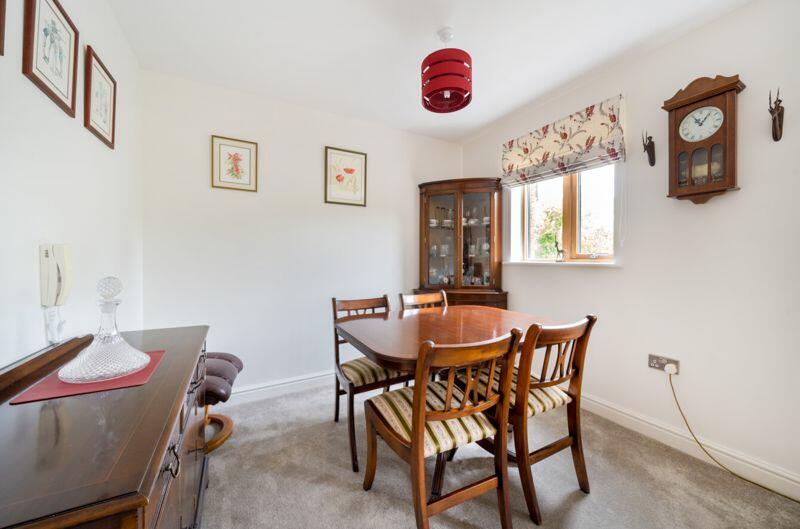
462;0;799;495
2;0;796;500
139;71;462;390
0;0;143;367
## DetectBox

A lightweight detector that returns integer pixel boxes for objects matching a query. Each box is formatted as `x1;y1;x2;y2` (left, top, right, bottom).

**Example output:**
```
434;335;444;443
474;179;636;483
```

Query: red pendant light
421;28;472;113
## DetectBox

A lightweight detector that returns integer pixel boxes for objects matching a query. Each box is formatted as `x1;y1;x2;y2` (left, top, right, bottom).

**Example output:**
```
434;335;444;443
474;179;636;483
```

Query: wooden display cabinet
416;178;507;308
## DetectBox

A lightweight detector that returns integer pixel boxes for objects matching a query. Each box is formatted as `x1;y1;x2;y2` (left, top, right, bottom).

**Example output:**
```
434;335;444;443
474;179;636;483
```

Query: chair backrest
410;329;522;452
331;295;390;365
514;315;597;415
399;290;447;310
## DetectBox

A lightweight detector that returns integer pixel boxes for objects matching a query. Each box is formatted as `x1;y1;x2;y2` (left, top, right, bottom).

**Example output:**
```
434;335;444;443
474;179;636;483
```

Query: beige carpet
203;383;799;529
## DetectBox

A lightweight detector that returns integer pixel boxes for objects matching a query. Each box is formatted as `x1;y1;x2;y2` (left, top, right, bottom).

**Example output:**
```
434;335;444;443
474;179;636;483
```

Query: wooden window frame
521;172;614;262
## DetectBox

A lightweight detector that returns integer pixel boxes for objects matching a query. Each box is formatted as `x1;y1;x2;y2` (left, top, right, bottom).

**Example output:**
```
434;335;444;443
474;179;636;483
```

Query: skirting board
224;371;800;501
581;392;800;501
225;370;335;407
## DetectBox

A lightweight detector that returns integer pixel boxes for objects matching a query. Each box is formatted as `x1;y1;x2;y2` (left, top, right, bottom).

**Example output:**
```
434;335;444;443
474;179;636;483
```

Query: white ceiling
109;0;750;142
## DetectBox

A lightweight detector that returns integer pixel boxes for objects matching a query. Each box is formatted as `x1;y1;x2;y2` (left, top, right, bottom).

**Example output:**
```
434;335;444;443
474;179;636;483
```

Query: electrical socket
648;354;680;374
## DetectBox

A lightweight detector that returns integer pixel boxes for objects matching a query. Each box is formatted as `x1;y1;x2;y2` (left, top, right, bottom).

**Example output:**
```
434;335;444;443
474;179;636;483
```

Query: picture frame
0;0;6;57
84;46;117;149
23;0;79;117
325;146;367;207
211;135;258;192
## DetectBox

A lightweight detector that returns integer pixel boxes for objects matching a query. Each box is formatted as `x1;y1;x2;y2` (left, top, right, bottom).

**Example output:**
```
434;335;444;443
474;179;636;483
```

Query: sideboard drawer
148;354;206;529
147;418;182;529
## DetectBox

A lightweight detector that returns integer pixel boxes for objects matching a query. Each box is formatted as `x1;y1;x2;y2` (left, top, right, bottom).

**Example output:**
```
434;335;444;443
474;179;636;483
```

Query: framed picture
211;135;258;192
22;0;79;116
84;46;117;149
0;0;6;56
325;146;367;206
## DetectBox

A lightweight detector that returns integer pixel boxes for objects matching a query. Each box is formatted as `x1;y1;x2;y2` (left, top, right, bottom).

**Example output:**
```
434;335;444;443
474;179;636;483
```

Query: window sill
503;260;622;269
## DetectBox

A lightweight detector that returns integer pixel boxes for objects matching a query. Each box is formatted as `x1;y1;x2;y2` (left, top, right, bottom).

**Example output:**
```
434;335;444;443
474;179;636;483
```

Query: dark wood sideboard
0;326;209;529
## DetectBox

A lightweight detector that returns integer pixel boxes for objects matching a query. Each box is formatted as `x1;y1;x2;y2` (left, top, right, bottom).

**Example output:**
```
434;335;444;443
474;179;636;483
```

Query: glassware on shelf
462;192;492;286
58;277;151;384
429;206;440;227
428;194;456;286
442;208;453;228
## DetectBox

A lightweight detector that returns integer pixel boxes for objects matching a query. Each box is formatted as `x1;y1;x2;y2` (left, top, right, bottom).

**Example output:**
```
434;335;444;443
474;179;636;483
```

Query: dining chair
399;290;448;310
362;329;523;529
448;316;597;524
332;295;414;472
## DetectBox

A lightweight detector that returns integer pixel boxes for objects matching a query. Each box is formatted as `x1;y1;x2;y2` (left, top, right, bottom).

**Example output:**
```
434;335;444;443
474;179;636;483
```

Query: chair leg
568;400;590;493
347;391;359;472
446;447;458;461
363;406;378;491
514;420;542;525
334;378;341;423
429;452;448;500
495;426;513;529
410;455;430;529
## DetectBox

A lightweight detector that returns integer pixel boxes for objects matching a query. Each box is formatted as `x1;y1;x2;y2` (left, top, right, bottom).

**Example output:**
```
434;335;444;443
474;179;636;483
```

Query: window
518;164;615;262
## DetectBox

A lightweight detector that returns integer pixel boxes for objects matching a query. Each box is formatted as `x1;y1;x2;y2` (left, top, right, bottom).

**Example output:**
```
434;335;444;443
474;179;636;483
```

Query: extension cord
667;373;798;504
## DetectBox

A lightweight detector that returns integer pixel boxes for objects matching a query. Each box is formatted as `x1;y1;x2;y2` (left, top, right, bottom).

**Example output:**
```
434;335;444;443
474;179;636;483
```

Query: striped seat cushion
340;357;405;387
457;366;571;417
368;381;497;458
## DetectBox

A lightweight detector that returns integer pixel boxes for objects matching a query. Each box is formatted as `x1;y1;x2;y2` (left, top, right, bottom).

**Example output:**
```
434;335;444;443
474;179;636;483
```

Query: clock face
679;106;724;142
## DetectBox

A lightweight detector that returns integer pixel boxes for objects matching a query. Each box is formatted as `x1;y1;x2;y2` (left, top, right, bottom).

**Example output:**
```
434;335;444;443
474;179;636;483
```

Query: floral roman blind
500;95;626;188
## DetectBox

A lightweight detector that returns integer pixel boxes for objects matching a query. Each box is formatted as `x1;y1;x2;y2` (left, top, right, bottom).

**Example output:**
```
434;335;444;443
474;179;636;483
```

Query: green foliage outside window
531;206;562;259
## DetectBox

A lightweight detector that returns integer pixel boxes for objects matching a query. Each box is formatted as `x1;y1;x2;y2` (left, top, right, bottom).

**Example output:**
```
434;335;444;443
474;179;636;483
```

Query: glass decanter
58;277;151;384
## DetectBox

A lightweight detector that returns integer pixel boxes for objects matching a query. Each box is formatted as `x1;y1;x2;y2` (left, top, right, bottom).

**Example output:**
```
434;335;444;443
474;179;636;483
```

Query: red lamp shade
421;48;472;113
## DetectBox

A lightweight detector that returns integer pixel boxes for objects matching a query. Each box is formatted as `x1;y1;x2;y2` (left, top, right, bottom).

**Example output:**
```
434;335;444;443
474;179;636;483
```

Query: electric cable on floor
668;373;799;504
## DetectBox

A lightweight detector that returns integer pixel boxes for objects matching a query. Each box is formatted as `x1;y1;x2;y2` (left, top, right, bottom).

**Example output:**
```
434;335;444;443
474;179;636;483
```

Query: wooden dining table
335;304;557;372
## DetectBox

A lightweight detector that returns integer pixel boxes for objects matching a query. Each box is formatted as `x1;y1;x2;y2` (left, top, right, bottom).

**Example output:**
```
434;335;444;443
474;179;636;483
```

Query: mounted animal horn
769;88;784;142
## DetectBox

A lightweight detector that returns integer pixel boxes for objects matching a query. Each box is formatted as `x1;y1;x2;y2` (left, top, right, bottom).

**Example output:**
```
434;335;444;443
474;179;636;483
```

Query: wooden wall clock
662;75;745;204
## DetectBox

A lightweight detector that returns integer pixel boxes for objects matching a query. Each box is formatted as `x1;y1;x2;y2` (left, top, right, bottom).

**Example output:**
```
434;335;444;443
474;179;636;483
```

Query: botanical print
226;151;244;180
211;136;258;192
91;73;110;132
326;147;366;206
219;145;251;184
501;95;626;187
84;46;116;147
32;0;74;101
89;62;113;138
329;158;360;196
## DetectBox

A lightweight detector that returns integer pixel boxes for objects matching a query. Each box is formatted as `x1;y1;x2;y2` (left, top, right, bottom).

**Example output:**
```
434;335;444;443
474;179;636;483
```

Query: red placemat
10;350;165;405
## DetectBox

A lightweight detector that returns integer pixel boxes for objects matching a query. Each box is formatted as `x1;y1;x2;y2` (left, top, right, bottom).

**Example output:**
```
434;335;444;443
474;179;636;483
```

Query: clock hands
692;111;712;127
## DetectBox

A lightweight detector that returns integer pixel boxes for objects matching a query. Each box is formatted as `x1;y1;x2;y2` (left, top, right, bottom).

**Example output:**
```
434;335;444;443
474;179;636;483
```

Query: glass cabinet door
426;194;456;286
462;192;492;287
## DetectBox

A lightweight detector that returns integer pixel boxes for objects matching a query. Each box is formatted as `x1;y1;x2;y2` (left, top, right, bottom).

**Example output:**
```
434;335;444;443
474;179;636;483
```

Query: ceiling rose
421;27;472;113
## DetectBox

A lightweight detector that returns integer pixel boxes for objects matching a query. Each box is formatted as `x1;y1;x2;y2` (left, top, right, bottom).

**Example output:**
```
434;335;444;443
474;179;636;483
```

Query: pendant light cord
668;374;799;504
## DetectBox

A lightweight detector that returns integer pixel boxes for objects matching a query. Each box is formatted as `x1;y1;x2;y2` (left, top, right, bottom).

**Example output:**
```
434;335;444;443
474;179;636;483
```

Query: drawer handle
163;443;181;479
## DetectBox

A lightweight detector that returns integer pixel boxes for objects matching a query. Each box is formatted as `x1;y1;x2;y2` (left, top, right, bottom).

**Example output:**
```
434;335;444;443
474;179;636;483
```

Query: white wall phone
40;244;73;343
